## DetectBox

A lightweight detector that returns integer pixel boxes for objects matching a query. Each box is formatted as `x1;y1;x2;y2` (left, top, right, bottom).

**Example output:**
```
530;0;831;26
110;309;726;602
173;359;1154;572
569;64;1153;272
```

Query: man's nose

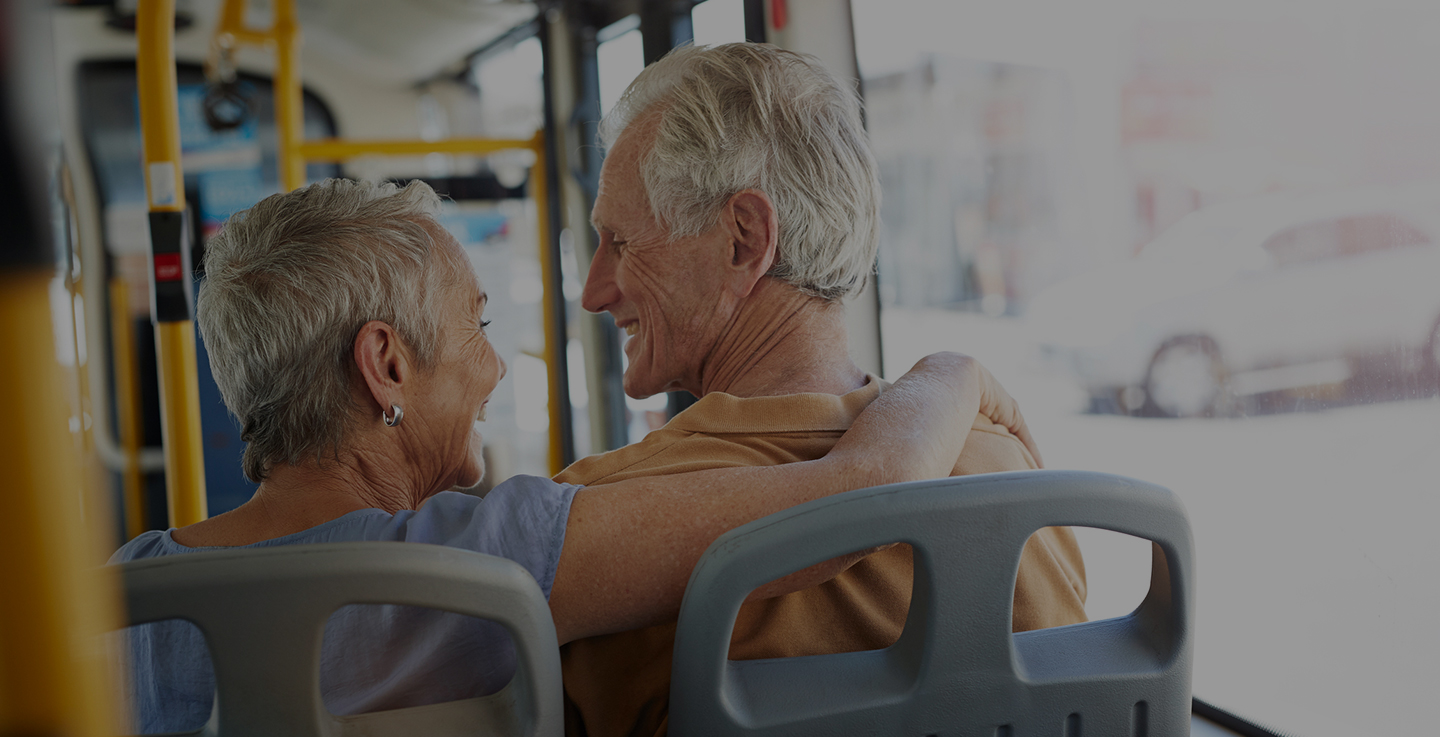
581;241;620;314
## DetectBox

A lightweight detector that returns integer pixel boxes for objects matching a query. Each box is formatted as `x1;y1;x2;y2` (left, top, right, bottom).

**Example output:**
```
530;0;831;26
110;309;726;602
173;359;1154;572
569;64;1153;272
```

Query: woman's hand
549;351;1041;643
911;352;1042;467
825;352;1042;483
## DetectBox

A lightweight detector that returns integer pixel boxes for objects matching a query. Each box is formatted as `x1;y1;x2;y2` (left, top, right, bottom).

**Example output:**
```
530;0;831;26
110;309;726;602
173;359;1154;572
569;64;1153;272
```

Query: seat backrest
669;469;1194;737
119;542;562;737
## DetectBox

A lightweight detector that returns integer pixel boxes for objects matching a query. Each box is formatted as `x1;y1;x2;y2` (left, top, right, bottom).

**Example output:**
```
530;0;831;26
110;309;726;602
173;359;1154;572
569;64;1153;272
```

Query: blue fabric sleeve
381;476;580;600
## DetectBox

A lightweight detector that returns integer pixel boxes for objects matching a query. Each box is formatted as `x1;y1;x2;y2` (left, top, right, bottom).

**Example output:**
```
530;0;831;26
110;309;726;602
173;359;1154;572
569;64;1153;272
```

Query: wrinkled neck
169;435;429;548
256;444;423;516
696;280;866;398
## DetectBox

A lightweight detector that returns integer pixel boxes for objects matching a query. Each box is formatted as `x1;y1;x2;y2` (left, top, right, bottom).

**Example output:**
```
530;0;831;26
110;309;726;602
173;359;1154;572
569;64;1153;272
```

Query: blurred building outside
868;16;1440;319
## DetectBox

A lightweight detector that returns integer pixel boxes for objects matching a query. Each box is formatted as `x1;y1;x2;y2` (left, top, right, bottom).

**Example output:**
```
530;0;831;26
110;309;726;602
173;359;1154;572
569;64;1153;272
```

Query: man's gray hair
600;43;880;301
197;178;456;482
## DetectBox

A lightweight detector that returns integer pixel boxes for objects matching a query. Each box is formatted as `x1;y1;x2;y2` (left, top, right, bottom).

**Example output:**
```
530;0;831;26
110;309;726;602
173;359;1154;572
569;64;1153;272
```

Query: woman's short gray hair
197;178;456;482
599;43;880;301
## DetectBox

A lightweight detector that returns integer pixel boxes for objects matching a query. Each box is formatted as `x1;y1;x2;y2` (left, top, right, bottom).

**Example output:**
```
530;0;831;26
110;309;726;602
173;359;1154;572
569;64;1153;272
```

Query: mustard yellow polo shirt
557;376;1087;737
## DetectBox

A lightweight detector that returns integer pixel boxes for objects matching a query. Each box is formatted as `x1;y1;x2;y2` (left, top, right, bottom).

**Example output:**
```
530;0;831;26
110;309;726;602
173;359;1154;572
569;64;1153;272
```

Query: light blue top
109;475;580;733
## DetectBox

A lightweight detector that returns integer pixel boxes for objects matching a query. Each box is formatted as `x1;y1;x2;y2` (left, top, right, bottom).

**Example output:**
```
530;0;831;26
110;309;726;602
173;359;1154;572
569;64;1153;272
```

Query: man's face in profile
582;114;743;399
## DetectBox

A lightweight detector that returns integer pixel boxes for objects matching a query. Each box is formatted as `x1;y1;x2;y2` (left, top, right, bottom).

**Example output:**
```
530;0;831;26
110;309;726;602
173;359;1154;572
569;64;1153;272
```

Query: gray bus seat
670;469;1194;737
118;542;562;737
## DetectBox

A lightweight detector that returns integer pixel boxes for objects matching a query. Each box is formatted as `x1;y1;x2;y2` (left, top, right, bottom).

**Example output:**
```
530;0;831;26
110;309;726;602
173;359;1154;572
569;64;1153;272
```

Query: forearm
744;545;892;602
553;454;881;642
829;352;983;475
550;355;985;642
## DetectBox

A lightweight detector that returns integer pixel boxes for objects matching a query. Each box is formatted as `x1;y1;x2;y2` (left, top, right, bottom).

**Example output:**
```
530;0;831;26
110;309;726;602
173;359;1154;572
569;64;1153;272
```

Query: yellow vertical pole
61;165;112;529
111;278;149;539
0;271;125;736
531;134;566;476
273;0;307;191
152;323;207;526
136;1;182;219
138;0;209;527
218;0;246;37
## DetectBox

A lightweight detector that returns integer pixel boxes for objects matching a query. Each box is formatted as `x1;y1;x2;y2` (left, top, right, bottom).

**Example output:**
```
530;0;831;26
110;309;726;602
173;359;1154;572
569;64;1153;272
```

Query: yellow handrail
138;0;209;526
272;0;306;191
299;136;540;160
111;278;149;539
528;134;567;476
0;270;124;736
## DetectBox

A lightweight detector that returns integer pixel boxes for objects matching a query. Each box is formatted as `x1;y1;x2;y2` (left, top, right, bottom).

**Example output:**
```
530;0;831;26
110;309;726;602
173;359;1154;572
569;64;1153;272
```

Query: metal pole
570;16;630;452
641;0;695;64
744;0;768;43
538;15;578;472
137;0;209;526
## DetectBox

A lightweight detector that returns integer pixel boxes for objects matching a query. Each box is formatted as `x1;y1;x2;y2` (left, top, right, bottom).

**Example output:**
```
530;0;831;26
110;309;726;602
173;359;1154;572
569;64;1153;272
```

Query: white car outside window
1030;188;1440;417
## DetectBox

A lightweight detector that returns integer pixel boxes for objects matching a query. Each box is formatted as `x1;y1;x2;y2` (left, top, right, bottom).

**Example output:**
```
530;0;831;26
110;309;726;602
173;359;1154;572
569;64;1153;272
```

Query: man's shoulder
555;426;810;485
555;386;877;484
554;429;688;485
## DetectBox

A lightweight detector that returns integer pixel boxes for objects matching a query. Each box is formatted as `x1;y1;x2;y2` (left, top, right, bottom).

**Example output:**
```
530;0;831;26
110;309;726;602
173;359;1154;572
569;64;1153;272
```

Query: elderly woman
112;178;1038;732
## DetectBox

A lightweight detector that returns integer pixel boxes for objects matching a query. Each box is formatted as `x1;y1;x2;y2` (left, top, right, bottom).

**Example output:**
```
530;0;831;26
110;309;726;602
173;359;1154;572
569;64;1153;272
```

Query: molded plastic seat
670;469;1194;737
118;542;562;737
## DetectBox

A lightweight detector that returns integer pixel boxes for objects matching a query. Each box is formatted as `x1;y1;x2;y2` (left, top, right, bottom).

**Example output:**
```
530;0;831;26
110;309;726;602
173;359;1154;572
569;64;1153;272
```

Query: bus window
691;0;747;47
598;17;644;120
853;1;1440;734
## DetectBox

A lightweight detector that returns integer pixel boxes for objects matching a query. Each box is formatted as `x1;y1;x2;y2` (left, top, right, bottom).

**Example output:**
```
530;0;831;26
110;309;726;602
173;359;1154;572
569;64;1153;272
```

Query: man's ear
353;320;411;418
721;189;780;297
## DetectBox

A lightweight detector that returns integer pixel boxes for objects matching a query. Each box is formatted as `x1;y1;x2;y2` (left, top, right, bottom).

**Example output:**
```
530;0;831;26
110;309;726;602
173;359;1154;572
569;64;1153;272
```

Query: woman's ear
722;190;780;297
353;320;411;417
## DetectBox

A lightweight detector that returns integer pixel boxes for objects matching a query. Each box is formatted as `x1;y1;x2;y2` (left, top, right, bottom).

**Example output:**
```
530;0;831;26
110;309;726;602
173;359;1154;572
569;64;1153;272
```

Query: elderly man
559;43;1088;736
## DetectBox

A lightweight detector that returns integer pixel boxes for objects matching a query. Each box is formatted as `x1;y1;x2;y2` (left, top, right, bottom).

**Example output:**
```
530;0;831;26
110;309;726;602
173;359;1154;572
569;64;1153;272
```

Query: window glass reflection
855;2;1440;734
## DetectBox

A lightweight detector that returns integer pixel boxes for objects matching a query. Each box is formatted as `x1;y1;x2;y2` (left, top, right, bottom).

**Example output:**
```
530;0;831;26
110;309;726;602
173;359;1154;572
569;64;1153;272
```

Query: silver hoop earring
382;404;404;427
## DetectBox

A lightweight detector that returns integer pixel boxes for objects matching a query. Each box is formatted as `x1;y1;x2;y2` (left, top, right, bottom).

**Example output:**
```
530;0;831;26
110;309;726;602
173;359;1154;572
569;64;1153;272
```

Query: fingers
971;359;1045;469
905;352;1046;469
1009;412;1044;468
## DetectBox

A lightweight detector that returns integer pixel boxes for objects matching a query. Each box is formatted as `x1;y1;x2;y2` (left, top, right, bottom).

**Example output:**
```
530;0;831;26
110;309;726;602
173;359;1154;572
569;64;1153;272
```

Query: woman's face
411;235;506;491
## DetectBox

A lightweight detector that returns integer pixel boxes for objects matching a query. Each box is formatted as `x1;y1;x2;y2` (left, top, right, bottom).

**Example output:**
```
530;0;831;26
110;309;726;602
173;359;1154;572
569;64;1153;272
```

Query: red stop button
154;252;183;282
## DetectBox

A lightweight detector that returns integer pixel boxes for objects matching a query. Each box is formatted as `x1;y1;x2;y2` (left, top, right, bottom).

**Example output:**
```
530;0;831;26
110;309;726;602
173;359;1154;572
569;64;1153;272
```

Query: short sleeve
389;476;581;599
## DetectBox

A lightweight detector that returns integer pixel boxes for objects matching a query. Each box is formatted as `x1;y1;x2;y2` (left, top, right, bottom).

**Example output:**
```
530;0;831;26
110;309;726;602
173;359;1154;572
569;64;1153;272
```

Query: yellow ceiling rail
138;0;209;527
299;136;541;160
